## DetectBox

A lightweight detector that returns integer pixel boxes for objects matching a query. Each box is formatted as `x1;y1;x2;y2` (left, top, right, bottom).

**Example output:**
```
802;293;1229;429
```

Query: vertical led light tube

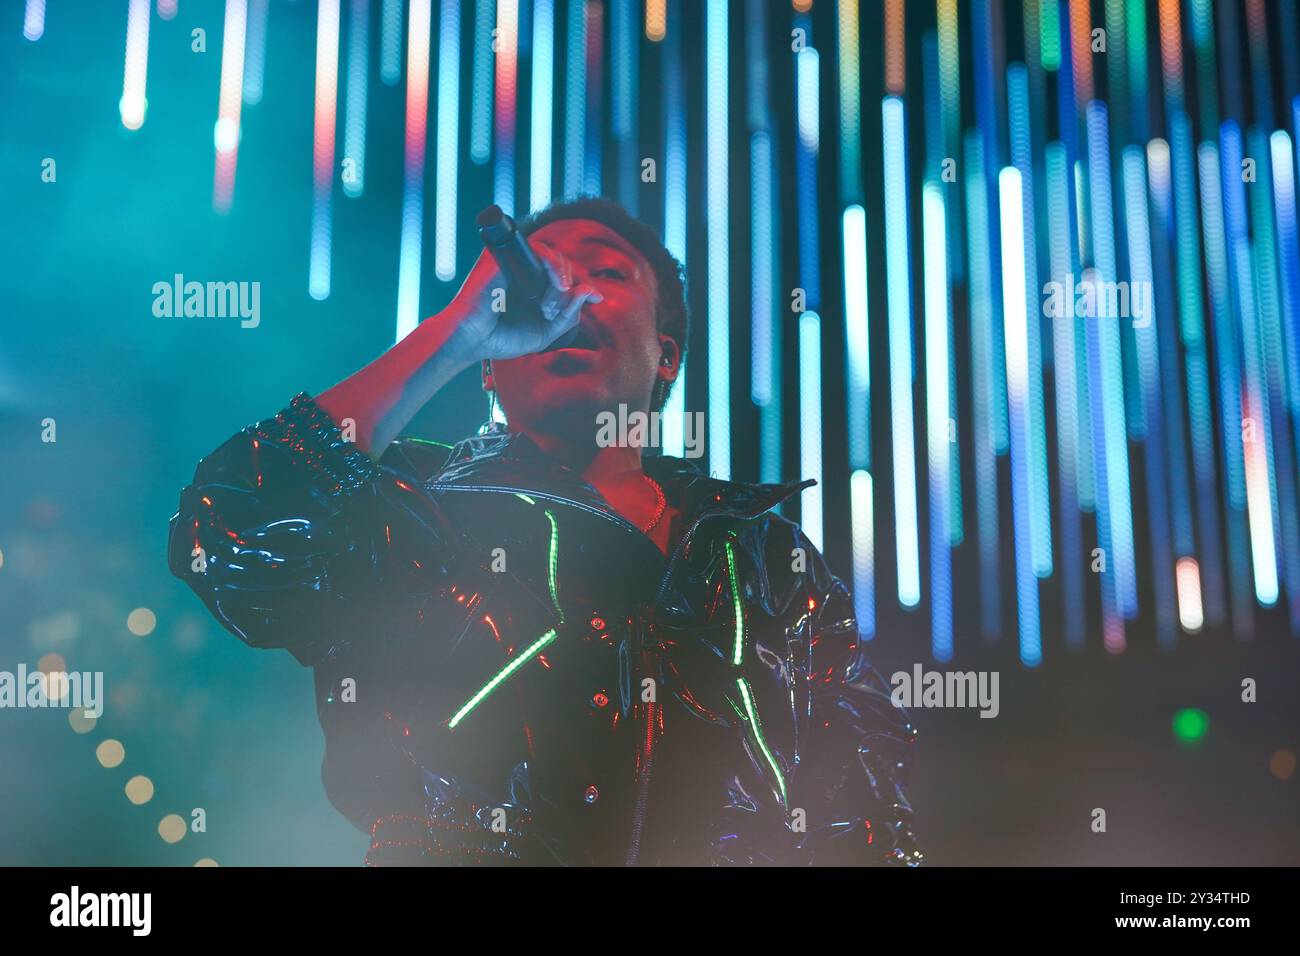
1045;142;1086;648
342;0;370;199
120;0;151;130
493;0;519;212
884;0;904;93
1246;126;1299;630
936;0;963;280
923;35;962;545
705;0;730;478
395;0;431;338
582;1;604;196
645;0;666;41
1170;111;1227;627
999;167;1043;667
752;131;780;478
563;0;587;198
1270;131;1300;427
795;42;821;307
799;313;824;550
1039;0;1060;70
1198;138;1254;634
850;470;876;639
611;0;639;211
213;0;248;214
529;0;555;213
23;0;45;40
380;0;403;84
843;205;870;470
660;2;687;459
973;0;1009;451
434;0;461;281
1147;136;1203;635
923;184;953;661
882;97;921;609
1176;557;1205;632
1125;0;1149;140
243;0;269;105
964;129;1001;639
750;0;778;478
470;0;494;164
1235;252;1281;608
309;0;341;301
1008;64;1053;577
837;0;862;197
1086;102;1139;633
1069;0;1093;105
842;208;873;642
1121;147;1178;645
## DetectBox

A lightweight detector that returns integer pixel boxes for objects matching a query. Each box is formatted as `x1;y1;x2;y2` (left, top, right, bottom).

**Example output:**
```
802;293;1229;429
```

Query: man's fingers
540;256;571;293
557;284;602;326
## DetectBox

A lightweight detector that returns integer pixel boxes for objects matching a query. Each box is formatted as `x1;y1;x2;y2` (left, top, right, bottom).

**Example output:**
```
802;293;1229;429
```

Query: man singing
167;197;921;866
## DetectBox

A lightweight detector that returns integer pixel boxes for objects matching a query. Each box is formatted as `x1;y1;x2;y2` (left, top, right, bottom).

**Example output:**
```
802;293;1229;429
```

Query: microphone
476;204;579;352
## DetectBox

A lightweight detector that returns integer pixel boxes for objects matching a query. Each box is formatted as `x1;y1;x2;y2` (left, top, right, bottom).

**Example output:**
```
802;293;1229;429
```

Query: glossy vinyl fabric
168;392;922;866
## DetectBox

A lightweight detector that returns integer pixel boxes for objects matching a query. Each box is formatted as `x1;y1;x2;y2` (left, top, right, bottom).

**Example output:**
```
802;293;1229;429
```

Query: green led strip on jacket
725;538;745;665
735;676;788;805
448;628;558;729
448;508;564;730
544;509;563;622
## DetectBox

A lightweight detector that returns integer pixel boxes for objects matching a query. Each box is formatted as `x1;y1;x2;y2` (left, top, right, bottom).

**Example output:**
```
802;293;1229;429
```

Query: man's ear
481;359;495;392
656;335;681;385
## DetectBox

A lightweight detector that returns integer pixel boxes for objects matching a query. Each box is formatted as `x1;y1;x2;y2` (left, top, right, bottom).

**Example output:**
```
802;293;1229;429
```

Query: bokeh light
127;607;157;637
158;814;187;843
96;740;125;769
1172;708;1210;744
1269;749;1296;781
125;775;155;805
68;710;97;735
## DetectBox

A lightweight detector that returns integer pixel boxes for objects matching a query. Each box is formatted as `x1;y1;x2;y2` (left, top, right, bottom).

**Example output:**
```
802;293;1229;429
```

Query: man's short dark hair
519;196;689;410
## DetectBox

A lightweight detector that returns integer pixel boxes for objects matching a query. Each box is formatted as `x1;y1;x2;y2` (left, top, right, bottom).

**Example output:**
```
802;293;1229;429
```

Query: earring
653;378;669;409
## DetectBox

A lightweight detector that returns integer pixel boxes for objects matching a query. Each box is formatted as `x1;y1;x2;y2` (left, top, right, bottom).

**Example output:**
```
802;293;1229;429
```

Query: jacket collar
432;425;812;526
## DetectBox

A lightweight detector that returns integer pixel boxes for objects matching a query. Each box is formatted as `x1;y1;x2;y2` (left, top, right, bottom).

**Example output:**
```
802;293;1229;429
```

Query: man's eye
594;267;627;280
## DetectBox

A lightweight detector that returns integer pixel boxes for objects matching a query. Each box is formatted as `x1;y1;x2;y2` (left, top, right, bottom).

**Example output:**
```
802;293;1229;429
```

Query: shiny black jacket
168;392;921;865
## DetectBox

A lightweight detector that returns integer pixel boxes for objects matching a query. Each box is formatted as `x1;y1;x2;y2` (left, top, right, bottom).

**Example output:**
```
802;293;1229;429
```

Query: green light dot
1172;708;1209;743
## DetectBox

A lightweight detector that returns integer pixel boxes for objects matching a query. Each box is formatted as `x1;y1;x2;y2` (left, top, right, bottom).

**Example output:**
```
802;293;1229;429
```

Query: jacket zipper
624;646;657;865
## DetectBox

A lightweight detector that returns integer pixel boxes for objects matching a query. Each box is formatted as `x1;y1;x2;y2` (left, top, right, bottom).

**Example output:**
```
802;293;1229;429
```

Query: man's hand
441;244;604;364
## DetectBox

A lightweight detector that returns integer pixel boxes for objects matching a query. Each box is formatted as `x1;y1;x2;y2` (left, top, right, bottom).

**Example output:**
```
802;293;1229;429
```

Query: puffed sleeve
796;531;924;866
166;392;472;667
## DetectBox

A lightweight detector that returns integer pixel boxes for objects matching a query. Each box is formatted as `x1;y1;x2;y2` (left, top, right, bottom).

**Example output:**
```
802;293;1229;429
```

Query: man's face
490;218;675;439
